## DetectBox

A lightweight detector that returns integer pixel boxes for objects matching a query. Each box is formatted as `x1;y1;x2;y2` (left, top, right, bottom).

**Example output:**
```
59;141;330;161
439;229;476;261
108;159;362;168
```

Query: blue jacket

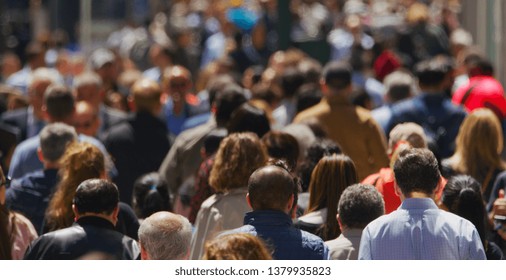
224;210;329;260
386;93;467;158
6;169;59;234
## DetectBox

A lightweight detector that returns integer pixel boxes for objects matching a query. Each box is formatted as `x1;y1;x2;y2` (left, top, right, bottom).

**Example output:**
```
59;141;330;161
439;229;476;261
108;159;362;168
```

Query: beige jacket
294;95;389;180
189;187;250;259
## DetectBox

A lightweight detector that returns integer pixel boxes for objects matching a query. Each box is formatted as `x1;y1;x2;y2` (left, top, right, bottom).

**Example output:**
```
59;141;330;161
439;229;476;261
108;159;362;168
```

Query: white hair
72;71;103;90
28;67;63;89
138;212;192;260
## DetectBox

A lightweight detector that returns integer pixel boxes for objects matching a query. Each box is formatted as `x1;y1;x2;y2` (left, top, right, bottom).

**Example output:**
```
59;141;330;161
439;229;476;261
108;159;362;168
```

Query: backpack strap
459;83;480;106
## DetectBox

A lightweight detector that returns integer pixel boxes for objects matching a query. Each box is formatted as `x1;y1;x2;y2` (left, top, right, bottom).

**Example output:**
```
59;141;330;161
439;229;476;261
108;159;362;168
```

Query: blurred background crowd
2;0;506;260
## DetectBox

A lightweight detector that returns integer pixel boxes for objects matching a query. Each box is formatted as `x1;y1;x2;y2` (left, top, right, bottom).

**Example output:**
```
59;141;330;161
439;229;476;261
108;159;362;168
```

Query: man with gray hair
325;183;384;260
5;122;77;233
138;211;192;260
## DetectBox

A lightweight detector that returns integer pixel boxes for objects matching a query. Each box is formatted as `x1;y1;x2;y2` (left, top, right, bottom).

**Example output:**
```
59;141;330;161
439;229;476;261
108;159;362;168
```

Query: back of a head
39;122;78;163
261;131;300;172
209;132;268;193
295;83;323;114
206;75;237;106
454;108;503;167
388;122;428;155
393;148;441;196
28;67;62;90
132;172;171;219
214;84;247;124
227;102;271;138
281;67;305;98
298;58;322;85
414;56;454;88
298;138;342;192
247;163;297;211
203;233;272;260
72;71;102;91
468;58;494;77
338;183;385;229
441;175;486;245
131;78;161;113
138;211;192;260
308;154;358;209
73;179;119;215
383;70;416;103
60;141;105;181
322;61;352;91
44;84;75;122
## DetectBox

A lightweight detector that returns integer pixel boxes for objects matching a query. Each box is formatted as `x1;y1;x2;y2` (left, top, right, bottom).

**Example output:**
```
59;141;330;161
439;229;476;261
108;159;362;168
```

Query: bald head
130;78;162;114
248;164;297;211
138;211;192;260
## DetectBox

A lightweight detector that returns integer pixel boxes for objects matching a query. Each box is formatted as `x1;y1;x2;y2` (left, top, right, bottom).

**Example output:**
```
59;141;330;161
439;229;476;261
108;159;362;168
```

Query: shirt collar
399;197;438;210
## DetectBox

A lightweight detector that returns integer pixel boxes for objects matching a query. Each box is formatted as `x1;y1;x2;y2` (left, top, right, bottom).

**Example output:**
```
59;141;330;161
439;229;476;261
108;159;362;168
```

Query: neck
43;162;60;170
403;191;434;200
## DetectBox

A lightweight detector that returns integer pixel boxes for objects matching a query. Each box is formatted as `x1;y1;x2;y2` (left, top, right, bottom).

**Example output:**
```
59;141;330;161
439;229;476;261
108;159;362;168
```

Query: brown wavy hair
209;132;268;193
44;142;105;232
446;108;506;184
202;233;273;260
306;154;358;240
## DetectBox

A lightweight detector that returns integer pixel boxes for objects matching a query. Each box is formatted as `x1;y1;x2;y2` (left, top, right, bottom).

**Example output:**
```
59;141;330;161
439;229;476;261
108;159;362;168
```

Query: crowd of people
1;0;506;260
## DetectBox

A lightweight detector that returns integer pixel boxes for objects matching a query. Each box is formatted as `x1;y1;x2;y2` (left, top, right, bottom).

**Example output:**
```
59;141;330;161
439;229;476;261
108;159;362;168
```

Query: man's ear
72;204;80;221
127;96;136;112
319;78;328;94
112;205;120;221
393;178;404;201
140;243;149;260
37;147;44;163
286;194;295;213
246;193;252;209
337;213;343;231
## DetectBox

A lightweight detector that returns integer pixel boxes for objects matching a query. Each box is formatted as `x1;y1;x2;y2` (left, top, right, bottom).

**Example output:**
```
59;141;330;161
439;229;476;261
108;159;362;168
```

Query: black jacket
103;112;171;205
24;216;140;260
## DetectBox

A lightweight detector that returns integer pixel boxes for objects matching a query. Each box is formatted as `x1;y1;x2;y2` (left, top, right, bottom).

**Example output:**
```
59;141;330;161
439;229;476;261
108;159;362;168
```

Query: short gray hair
28;67;63;90
383;70;417;103
73;71;102;90
138;211;192;260
39;123;78;162
338;183;384;229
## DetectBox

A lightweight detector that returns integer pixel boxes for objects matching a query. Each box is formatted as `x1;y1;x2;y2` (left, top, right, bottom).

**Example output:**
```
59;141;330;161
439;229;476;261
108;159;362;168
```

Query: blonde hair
203;233;272;260
45;142;105;231
209;132;268;193
447;108;506;183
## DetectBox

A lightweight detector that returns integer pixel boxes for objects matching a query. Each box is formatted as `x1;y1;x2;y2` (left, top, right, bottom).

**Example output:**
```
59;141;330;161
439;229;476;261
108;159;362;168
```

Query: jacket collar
75;216;115;230
244;210;292;227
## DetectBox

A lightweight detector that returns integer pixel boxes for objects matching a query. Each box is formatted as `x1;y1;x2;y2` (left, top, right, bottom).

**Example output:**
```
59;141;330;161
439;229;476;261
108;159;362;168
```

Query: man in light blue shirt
359;148;486;260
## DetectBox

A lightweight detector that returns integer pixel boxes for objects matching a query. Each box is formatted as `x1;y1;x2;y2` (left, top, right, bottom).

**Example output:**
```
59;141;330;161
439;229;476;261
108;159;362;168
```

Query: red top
452;76;506;118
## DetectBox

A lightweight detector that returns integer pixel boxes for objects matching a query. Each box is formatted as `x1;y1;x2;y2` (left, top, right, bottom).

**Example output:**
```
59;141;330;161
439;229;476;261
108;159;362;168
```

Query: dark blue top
223;210;329;260
5;168;59;234
386;93;467;158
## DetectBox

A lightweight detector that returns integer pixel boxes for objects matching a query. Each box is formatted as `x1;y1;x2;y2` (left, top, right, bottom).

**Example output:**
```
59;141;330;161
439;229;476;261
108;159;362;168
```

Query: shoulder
101;105;128;118
293;102;327;123
12;136;38;155
1;108;28;121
